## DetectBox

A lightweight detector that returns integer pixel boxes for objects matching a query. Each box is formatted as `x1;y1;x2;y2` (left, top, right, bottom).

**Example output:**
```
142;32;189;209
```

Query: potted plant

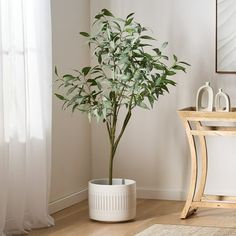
55;9;189;222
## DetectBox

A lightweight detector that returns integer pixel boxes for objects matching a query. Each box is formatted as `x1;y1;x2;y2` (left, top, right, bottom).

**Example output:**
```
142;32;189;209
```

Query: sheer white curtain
0;0;54;235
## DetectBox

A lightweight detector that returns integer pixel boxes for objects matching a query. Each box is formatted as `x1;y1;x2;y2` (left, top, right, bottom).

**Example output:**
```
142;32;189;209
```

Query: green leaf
172;65;186;72
125;28;135;33
94;14;103;20
109;91;115;100
98;54;102;64
102;9;114;17
63;74;75;81
161;55;169;60
153;48;161;55
138;102;149;109
165;79;176;86
55;66;58;76
82;67;91;76
113;21;122;31
140;44;152;47
97;81;102;90
162;42;168;48
72;103;79;112
80;32;90;37
94;75;104;80
154;64;166;70
166;70;176;76
55;93;66;100
140;35;156;40
179;61;191;66
66;86;77;96
126;13;135;19
162;85;169;93
93;14;103;20
173;54;178;62
147;96;155;108
125;18;133;26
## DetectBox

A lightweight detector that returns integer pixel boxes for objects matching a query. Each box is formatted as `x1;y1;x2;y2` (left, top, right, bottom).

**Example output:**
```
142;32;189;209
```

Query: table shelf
178;107;236;219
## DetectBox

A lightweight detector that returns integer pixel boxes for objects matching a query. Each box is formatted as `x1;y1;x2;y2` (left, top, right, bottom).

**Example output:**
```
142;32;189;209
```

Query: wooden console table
178;107;236;219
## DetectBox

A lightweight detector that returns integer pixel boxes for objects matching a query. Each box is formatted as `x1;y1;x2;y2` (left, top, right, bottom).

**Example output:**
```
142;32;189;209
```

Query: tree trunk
107;110;132;185
109;144;114;185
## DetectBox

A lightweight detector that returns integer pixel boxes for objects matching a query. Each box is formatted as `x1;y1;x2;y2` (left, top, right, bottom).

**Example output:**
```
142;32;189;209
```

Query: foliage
55;9;189;184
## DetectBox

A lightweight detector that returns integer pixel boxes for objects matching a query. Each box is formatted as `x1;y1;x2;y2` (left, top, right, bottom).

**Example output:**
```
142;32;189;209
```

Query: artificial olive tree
55;9;189;185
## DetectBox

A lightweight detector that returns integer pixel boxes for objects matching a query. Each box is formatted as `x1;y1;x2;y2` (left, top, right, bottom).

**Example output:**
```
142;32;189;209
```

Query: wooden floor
27;199;236;236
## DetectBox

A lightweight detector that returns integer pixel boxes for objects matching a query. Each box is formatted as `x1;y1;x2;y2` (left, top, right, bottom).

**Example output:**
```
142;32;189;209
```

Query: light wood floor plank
25;199;236;236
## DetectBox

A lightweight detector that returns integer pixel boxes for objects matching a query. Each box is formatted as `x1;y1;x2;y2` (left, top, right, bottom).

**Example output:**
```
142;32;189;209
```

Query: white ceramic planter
88;178;136;222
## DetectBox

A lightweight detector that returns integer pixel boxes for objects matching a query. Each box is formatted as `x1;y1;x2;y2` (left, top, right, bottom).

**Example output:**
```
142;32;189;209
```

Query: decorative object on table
196;82;213;112
215;88;231;112
178;107;236;219
135;224;236;236
216;0;236;73
55;8;189;222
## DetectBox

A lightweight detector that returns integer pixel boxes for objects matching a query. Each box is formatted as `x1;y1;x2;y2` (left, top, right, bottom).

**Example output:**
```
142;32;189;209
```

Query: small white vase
88;178;136;222
196;82;213;111
215;88;230;112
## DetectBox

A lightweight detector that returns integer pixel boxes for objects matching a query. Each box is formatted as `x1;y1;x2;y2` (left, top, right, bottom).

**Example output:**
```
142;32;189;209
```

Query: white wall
91;0;236;200
50;0;91;211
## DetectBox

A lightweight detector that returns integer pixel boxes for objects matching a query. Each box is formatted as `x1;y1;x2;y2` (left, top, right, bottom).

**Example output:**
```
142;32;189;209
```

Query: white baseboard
137;188;186;201
48;187;186;214
49;188;88;214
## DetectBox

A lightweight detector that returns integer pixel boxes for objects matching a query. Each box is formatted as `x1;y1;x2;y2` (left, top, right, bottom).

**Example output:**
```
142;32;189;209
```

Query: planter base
88;178;136;222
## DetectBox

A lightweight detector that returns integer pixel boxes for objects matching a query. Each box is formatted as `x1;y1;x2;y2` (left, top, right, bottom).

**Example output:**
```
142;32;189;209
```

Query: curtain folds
0;0;54;235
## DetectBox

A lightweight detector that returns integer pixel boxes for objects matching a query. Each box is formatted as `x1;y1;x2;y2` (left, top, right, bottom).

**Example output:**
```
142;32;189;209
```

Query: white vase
88;178;136;222
215;88;230;112
196;82;213;111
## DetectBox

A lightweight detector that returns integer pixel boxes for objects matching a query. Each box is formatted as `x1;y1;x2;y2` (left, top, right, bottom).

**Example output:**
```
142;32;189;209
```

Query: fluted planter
88;178;136;222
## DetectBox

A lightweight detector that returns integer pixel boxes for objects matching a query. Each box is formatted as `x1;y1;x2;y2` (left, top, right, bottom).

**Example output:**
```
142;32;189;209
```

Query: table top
178;107;236;121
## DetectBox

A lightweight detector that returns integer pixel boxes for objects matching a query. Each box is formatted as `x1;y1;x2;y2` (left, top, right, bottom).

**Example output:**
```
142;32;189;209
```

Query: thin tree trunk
107;110;132;185
109;143;115;185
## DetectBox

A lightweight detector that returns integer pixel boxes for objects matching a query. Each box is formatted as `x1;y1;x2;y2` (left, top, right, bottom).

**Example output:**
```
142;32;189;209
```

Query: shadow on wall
168;0;215;192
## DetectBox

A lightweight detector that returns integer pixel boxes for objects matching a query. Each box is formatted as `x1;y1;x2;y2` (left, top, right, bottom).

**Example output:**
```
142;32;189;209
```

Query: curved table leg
181;120;198;219
194;122;208;203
